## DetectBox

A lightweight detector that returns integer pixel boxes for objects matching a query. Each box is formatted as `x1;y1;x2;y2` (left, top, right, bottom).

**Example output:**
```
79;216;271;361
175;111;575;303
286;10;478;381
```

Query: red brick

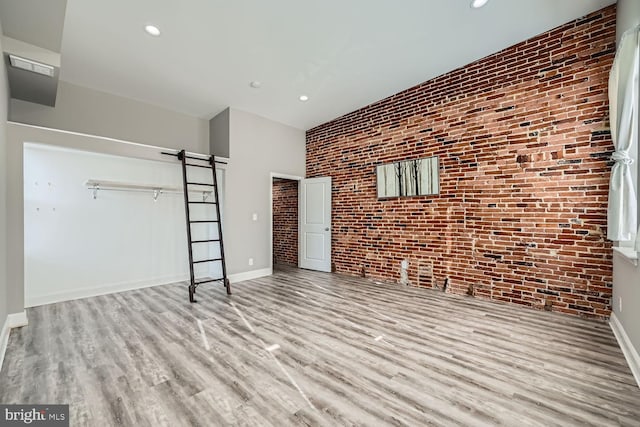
305;6;615;319
272;179;298;266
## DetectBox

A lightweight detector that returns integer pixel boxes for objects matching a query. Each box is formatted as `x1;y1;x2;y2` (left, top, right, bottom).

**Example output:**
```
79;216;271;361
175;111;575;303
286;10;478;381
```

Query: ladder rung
185;155;211;161
189;220;219;223
186;182;215;187
185;163;211;169
188;201;217;204
193;258;222;264
191;239;221;244
195;278;223;285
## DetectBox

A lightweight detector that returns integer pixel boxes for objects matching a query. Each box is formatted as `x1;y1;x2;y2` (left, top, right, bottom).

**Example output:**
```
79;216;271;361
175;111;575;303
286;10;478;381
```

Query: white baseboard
7;312;28;329
0;311;29;373
25;275;191;307
229;267;272;283
26;267;265;307
0;317;9;373
610;312;640;389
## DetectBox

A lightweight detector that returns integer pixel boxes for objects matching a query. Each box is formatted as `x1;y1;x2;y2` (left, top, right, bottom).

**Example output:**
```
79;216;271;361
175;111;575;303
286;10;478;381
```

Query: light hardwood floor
1;267;639;426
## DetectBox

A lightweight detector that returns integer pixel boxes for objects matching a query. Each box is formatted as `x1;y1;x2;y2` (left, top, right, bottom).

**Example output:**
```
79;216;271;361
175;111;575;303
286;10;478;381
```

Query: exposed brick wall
306;6;616;318
273;178;298;266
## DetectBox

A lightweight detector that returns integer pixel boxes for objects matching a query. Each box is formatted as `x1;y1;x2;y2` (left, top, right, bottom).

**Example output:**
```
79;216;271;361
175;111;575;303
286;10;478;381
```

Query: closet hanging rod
85;179;213;200
86;179;180;192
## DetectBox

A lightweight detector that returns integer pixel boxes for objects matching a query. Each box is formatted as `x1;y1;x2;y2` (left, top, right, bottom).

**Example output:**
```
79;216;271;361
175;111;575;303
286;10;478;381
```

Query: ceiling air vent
8;54;55;77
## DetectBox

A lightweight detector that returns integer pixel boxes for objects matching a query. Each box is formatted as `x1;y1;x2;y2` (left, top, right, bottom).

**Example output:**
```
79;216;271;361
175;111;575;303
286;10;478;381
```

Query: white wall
10;81;209;153
0;21;9;332
4;122;223;314
224;109;305;276
612;0;640;388
23;144;223;306
612;251;640;386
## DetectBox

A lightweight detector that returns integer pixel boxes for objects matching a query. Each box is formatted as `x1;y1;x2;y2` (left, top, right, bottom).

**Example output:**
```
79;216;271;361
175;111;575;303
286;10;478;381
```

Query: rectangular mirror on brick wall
376;156;439;199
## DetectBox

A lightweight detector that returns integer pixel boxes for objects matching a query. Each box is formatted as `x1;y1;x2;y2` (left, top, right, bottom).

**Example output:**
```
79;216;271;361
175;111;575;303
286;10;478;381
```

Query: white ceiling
60;0;616;130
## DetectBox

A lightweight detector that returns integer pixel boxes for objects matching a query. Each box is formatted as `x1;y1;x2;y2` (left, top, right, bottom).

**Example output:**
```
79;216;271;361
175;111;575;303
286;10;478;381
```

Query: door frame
269;172;303;272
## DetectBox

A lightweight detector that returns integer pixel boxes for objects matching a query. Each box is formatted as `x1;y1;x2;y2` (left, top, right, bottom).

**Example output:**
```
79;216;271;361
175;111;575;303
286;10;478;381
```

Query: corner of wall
209;108;230;157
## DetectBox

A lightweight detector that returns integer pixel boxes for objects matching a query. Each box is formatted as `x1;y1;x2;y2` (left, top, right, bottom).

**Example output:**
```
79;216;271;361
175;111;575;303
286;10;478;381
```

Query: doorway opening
272;177;299;271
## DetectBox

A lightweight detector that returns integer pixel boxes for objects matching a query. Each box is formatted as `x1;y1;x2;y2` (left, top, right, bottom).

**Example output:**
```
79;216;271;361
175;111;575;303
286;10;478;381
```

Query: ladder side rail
178;150;197;302
210;155;232;295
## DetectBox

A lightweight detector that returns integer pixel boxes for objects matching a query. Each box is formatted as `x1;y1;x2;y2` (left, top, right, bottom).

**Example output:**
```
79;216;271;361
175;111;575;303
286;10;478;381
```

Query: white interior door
299;177;331;272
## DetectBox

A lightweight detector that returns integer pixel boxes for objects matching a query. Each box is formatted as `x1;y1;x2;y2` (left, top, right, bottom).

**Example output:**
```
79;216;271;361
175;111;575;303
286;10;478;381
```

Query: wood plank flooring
1;266;639;426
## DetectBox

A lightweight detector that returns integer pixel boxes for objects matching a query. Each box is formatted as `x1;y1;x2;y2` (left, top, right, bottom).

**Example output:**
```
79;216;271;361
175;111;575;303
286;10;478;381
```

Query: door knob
325;227;330;231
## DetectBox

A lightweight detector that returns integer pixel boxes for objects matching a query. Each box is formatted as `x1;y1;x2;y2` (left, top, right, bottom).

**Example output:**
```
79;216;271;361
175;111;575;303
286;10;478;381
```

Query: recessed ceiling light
299;95;309;102
471;0;489;8
144;24;161;36
249;81;262;88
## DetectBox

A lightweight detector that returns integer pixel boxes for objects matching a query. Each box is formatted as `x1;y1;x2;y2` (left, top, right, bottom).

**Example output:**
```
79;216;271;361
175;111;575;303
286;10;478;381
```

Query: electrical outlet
248;258;254;266
619;296;623;313
252;213;258;221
